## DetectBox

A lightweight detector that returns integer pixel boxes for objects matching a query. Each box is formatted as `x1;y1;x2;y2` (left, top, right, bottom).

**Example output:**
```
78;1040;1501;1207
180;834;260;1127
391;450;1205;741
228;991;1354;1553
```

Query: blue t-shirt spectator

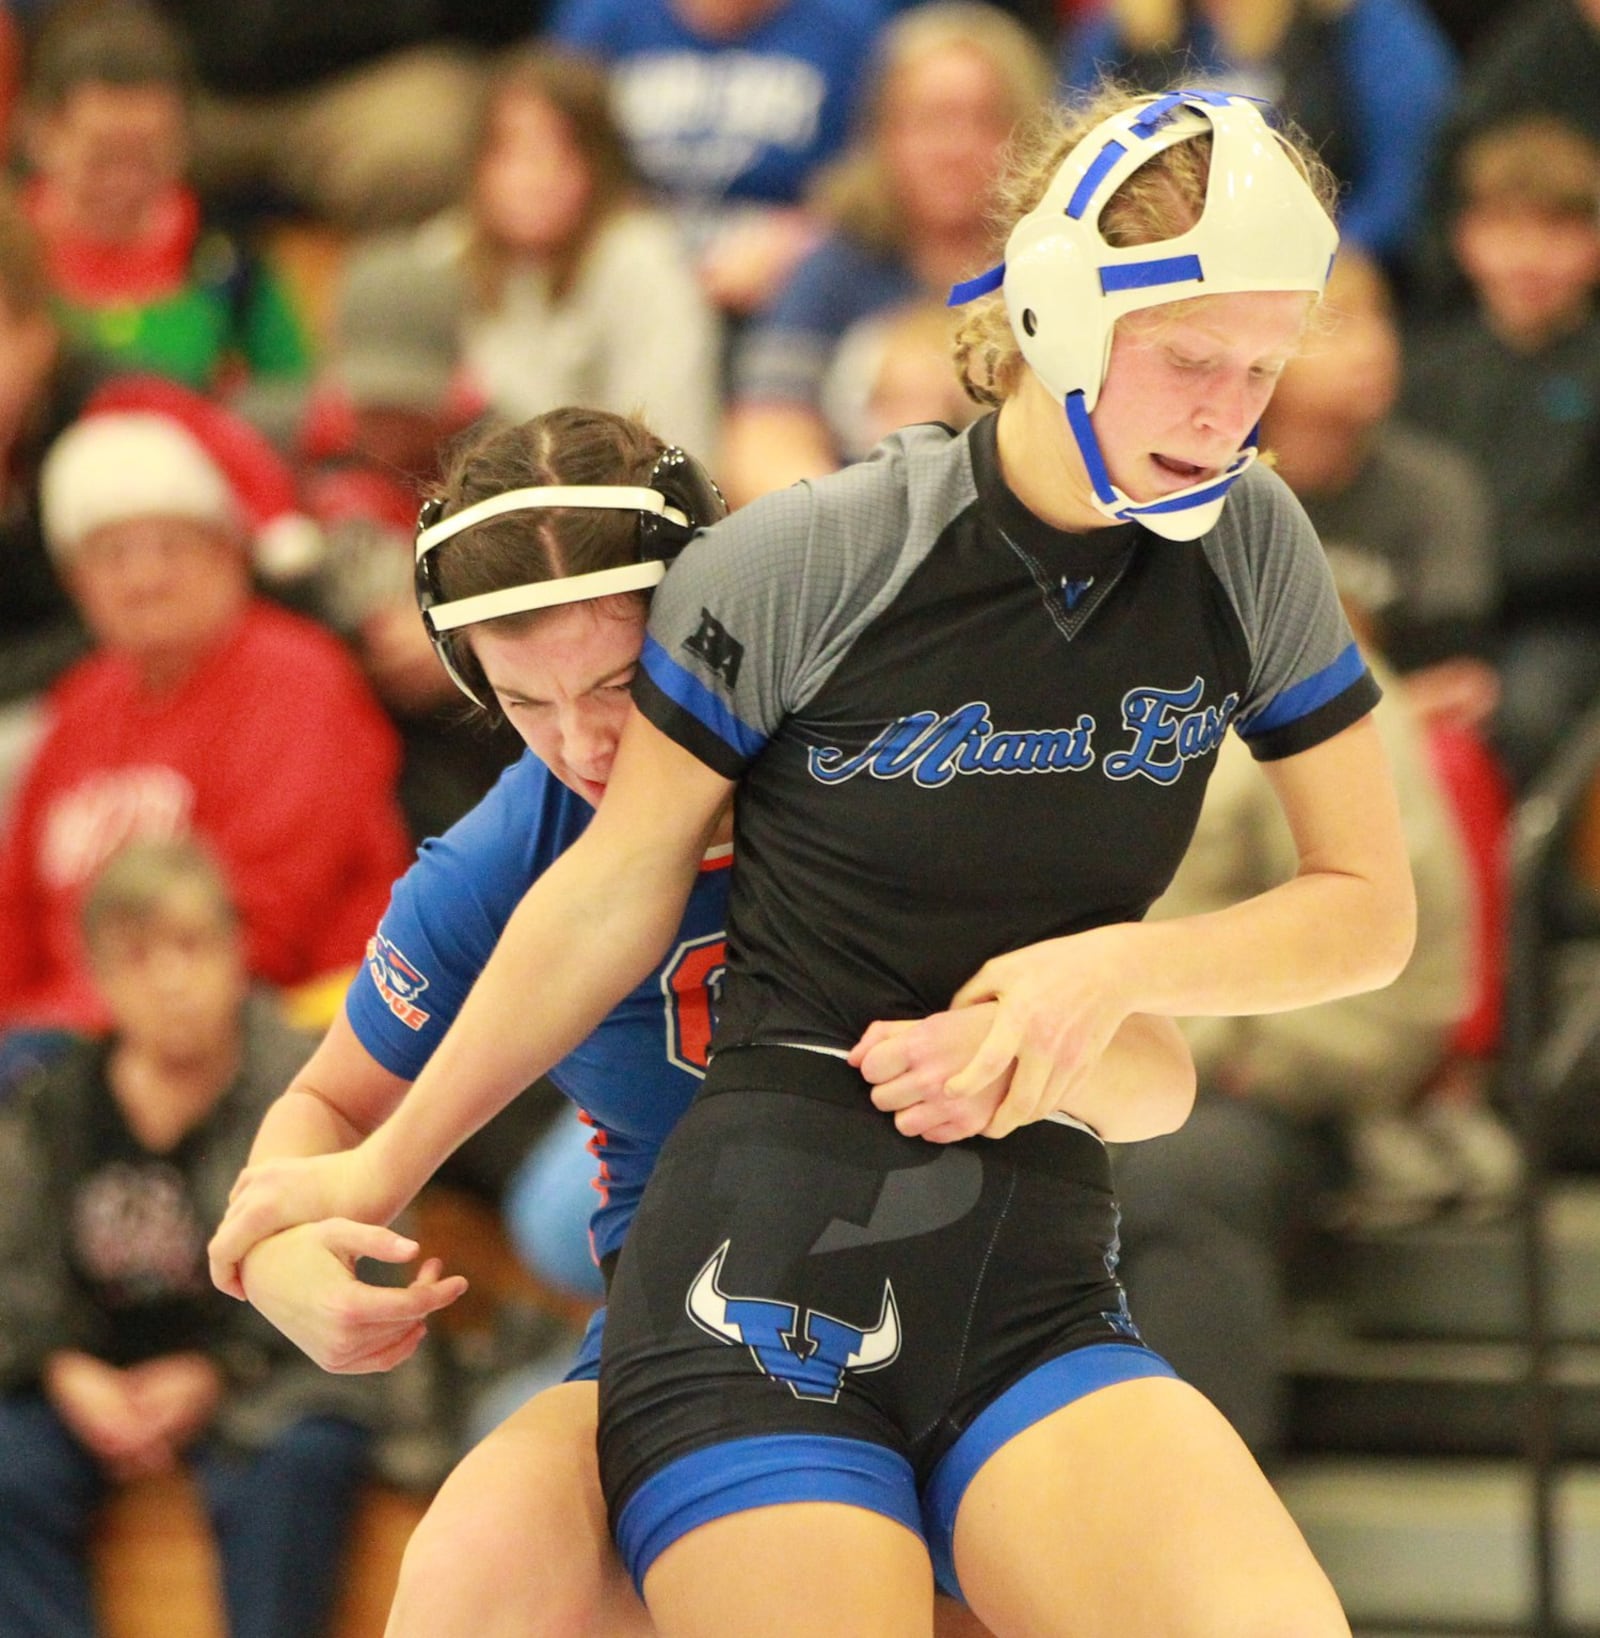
1060;0;1457;264
549;0;885;227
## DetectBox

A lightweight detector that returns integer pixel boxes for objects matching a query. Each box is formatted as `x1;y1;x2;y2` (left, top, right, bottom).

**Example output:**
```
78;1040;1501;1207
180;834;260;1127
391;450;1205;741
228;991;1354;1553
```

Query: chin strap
1061;390;1258;542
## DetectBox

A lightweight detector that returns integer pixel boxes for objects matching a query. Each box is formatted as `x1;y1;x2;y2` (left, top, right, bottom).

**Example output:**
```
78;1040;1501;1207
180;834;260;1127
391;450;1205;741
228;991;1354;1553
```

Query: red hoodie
0;599;411;1030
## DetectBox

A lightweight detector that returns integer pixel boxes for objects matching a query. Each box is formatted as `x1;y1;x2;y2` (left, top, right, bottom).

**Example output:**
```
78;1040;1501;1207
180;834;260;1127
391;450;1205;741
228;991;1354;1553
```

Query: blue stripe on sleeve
640;635;768;761
1239;640;1368;738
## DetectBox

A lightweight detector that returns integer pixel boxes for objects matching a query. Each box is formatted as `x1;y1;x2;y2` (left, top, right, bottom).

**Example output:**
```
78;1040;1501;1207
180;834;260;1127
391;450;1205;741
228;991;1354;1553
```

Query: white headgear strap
950;90;1339;540
416;485;686;631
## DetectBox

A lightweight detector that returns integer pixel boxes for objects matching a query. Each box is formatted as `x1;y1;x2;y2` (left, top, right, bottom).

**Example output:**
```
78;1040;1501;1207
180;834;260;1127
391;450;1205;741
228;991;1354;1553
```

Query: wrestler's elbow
1132;1018;1197;1139
1357;862;1419;993
1079;1016;1196;1143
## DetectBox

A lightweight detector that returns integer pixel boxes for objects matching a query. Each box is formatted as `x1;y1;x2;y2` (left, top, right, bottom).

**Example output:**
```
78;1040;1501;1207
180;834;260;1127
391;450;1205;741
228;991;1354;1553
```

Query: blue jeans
0;1393;371;1638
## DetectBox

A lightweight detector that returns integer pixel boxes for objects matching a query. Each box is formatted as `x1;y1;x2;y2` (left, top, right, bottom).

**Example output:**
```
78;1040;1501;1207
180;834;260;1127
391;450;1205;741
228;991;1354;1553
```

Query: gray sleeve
1204;466;1382;761
636;429;972;775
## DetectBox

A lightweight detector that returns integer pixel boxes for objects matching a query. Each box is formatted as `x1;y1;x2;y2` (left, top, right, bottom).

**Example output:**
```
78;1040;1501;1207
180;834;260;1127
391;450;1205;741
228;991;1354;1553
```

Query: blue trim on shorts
614;1434;922;1595
922;1343;1177;1600
563;1305;606;1384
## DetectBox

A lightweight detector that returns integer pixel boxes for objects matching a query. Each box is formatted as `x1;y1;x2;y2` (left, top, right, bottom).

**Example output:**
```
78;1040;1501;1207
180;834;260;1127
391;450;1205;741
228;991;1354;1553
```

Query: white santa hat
40;378;322;581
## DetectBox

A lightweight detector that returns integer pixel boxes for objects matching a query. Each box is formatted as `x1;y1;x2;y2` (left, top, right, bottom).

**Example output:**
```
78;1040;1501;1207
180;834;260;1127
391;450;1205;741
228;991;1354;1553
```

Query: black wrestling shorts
597;1046;1170;1597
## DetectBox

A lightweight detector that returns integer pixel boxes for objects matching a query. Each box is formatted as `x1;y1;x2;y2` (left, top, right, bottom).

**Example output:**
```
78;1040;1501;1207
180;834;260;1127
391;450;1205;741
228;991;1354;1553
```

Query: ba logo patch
685;1241;900;1403
683;608;744;688
366;933;432;1031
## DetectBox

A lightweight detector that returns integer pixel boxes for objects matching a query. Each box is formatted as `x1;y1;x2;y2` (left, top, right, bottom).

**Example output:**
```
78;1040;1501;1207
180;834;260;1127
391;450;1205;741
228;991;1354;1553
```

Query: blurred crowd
2;0;1599;1630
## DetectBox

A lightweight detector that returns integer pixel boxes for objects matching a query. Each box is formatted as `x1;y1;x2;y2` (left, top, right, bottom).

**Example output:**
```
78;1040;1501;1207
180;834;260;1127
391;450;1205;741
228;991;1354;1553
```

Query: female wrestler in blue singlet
211;407;732;1638
216;88;1415;1637
220;406;997;1638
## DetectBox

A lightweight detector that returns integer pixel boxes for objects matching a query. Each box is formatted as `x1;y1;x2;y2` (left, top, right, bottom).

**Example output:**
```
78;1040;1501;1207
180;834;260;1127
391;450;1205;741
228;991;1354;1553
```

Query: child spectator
18;0;313;431
1400;112;1600;786
1262;247;1501;731
299;232;519;841
1411;0;1600;306
0;836;381;1638
548;0;887;318
721;0;1051;503
0;389;411;1035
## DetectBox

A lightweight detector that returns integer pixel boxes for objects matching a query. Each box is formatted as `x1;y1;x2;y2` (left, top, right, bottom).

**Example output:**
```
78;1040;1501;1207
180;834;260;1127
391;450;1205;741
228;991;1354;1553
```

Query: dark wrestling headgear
414;444;727;708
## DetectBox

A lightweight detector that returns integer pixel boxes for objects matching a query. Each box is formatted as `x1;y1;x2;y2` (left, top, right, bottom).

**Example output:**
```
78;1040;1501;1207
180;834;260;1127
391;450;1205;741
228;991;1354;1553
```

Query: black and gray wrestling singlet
604;413;1378;1596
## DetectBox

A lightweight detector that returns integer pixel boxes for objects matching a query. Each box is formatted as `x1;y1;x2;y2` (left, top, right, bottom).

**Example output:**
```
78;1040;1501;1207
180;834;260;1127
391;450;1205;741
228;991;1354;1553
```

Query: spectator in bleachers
1399;113;1600;788
0;390;411;1037
351;46;722;469
1112;568;1497;1463
548;0;888;320
1262;247;1501;733
298;232;519;842
0;835;381;1638
119;0;526;233
720;0;1051;503
1410;0;1600;306
17;0;313;434
1059;0;1459;271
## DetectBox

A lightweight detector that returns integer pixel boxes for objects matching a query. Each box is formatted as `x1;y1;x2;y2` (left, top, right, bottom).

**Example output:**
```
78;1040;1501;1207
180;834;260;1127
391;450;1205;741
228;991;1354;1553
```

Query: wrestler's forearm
1109;862;1414;1024
246;1012;410;1164
1118;717;1418;1020
365;830;697;1213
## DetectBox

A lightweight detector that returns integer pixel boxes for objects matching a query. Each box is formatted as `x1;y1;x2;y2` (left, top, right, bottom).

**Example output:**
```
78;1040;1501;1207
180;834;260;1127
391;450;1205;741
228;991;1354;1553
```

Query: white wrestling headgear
414;446;726;709
949;89;1339;541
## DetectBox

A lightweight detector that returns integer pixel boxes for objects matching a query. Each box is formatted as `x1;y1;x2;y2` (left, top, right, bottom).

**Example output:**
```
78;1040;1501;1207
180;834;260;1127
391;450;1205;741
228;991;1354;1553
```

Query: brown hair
81;834;237;953
427;407;670;709
24;0;195;113
811;2;1053;254
952;82;1339;407
467;46;638;304
1456;114;1600;221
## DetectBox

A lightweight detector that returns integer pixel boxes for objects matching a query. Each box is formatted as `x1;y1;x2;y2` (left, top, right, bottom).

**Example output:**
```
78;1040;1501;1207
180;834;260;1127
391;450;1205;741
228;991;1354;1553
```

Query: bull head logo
685;1241;900;1403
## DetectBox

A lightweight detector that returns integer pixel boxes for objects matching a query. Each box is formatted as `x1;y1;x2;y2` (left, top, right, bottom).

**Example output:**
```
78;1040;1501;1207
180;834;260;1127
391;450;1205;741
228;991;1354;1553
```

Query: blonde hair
81;835;237;952
1320;242;1394;325
952;83;1339;407
811;2;1054;254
